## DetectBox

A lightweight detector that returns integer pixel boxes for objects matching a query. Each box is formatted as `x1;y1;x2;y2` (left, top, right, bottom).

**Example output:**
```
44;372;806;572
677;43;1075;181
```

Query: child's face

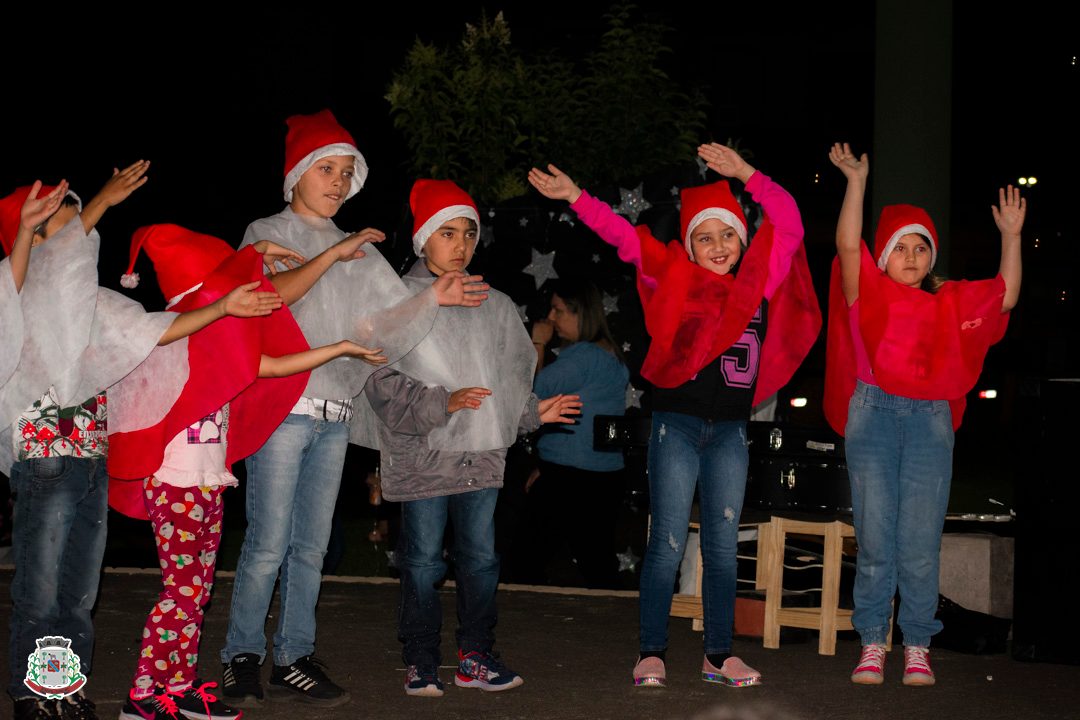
548;294;580;342
690;218;742;276
34;204;79;245
884;233;932;287
423;217;477;276
291;155;356;219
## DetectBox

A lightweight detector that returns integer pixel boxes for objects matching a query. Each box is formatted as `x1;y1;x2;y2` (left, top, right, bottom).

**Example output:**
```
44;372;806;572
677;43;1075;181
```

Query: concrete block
939;532;1014;618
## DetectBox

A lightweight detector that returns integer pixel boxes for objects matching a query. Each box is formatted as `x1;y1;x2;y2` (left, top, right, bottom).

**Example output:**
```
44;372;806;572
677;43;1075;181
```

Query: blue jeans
845;381;953;647
639;411;748;655
221;414;348;666
7;456;108;700
398;488;499;667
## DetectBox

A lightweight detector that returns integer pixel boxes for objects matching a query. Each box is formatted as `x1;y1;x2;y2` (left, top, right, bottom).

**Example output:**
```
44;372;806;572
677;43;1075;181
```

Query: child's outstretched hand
698;143;755;183
220;280;284;318
991;185;1026;237
538;393;583;424
93;159;150;208
433;270;490;307
448;386;492;413
828;143;869;182
19;180;69;234
337;340;388;366
253;240;307;275
528;164;582;203
333;228;386;262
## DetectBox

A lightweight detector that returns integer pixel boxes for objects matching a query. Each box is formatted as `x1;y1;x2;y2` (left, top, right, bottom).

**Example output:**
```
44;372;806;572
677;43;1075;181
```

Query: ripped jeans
639;411;748;655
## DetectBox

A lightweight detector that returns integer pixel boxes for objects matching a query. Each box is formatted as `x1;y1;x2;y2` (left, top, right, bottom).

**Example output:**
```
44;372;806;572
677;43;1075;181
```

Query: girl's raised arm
991;184;1025;312
829;142;869;305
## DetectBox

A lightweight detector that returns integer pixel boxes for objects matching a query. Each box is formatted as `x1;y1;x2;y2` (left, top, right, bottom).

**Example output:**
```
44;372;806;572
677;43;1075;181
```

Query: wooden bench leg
755;521;773;591
762;520;784;649
817;521;844;655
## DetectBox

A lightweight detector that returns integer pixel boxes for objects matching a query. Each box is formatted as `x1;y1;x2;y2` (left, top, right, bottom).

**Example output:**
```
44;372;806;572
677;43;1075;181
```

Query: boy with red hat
106;223;386;720
363;178;581;697
529;143;819;688
219;110;489;708
0;164;284;720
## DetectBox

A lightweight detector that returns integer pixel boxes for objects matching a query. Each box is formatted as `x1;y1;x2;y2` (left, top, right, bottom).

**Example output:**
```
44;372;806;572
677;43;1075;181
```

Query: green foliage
386;3;709;204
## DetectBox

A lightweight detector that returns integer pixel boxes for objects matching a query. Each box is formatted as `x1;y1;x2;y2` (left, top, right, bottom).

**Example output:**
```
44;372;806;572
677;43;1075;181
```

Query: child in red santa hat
219;109;489;709
824;142;1023;688
108;223;386;720
528;143;820;689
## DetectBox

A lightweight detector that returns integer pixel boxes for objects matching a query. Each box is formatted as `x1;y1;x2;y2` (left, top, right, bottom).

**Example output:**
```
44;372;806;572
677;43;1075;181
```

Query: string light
789;397;808;408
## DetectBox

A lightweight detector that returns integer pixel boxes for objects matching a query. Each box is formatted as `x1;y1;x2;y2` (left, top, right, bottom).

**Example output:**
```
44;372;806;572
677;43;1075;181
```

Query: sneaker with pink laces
902;646;935;686
702;656;762;687
632;656;666;687
851;644;887;685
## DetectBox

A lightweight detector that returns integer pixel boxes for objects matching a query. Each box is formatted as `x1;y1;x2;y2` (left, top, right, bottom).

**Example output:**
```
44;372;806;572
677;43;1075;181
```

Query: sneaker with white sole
702;656;762;687
267;655;350;706
173;680;242;720
455;650;523;692
902;645;935;686
404;665;445;697
851;644;887;685
632;656;666;687
119;688;185;720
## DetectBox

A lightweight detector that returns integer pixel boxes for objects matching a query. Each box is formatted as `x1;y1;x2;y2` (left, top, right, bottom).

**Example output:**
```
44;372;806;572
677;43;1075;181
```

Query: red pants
131;479;224;696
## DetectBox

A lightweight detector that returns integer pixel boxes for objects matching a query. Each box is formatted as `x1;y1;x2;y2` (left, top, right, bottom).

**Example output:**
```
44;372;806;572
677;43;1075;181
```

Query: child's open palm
991;185;1026;237
828;143;869;182
19;180;69;232
528;164;582;203
538;393;583;424
698;143;754;182
95;159;150;207
253;240;306;274
338;340;388;366
220;280;283;318
448;387;492;413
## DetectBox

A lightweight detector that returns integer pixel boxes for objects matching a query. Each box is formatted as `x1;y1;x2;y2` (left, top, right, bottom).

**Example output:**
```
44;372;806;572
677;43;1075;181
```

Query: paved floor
2;568;1077;720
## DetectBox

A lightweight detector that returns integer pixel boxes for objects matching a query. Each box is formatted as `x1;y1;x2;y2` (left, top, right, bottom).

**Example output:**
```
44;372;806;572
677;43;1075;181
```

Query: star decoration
488;209;496;218
519;216;529;228
670;185;680;196
602;292;620;316
696;156;709;179
516;304;529;323
622;341;632;353
625;383;644;409
480;223;496;248
522;248;559;289
592;253;601;264
559;212;575;226
548;211;555;220
613;183;652;224
386;551;398;568
551;347;561;357
617;546;640;573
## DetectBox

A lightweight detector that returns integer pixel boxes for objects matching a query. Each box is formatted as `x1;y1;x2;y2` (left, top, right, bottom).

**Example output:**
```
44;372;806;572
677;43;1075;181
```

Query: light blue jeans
845;381;953;647
398;488;500;667
7;456;108;700
639;411;748;655
221;414;348;666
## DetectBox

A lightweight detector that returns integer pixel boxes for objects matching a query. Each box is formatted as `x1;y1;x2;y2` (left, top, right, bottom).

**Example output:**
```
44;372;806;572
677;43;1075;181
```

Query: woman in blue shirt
530;280;630;588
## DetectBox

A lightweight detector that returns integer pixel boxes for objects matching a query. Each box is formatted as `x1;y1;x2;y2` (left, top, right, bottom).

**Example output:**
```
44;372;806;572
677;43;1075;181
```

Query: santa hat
0;184;81;256
409;179;480;256
874;204;938;270
282;109;369;203
679;180;748;258
121;224;235;307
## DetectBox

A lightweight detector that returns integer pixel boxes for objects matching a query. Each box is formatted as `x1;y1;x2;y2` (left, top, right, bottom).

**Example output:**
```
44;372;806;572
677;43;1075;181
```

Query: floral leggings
131;478;224;697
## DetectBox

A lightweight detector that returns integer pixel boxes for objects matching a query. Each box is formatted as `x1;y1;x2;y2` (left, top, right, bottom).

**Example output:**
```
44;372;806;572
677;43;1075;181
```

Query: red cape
107;246;310;519
635;220;821;405
823;244;1009;435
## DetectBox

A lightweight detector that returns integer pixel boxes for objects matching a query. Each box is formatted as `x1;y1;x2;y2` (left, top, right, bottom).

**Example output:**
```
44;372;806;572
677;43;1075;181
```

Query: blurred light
790;397;808;408
978;389;998;399
814;173;819;184
1034;237;1039;248
1027;176;1038;185
1018;178;1027;185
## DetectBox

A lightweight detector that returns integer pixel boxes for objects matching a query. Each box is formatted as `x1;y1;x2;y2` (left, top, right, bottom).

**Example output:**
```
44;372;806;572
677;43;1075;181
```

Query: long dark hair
551;279;624;363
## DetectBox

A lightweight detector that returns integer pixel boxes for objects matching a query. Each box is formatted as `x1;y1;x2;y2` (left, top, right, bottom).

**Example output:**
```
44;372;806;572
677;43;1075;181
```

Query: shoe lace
191;680;221;713
229;656;261;684
905;646;932;673
857;644;886;669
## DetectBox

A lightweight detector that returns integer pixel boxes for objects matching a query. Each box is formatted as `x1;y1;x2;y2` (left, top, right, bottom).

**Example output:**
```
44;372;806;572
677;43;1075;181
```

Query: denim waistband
853;380;948;412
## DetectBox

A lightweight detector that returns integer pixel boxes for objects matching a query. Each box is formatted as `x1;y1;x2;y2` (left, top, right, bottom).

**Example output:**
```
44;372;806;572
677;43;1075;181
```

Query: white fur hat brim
876;223;937;270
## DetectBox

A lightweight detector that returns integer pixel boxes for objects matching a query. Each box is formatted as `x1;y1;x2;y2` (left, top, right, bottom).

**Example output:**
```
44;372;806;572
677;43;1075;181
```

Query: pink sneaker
851;644;887;685
632;656;666;687
902;646;935;686
702;656;762;687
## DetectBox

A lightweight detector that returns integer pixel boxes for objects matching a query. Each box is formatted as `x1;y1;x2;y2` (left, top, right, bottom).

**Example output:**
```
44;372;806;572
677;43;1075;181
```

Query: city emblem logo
24;636;86;698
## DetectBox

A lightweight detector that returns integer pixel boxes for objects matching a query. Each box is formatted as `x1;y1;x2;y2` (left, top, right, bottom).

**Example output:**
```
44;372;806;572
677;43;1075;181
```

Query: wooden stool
669;522;704;631
757;516;892;656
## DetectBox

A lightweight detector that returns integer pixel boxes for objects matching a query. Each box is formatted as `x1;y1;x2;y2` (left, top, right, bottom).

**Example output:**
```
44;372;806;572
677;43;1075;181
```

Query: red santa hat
873;204;939;270
0;184;81;256
409;179;480;256
282;109;369;203
121;224;235;306
679;180;748;258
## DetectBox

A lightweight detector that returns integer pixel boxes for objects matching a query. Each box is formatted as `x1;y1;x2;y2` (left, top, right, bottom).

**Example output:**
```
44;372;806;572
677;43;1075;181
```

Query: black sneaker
56;692;97;720
221;653;263;708
119;689;184;720
13;697;60;720
173;680;242;720
268;655;350;706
